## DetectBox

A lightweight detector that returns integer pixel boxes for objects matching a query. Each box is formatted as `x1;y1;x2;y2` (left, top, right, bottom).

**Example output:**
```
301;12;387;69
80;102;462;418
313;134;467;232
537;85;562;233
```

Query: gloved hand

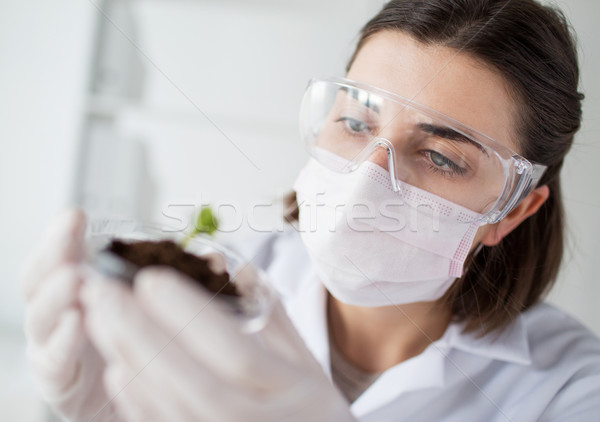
80;266;356;422
20;209;119;422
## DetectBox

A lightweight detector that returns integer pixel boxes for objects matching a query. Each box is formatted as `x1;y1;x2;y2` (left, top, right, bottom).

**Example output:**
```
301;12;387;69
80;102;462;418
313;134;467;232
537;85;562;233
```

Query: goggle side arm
489;160;547;224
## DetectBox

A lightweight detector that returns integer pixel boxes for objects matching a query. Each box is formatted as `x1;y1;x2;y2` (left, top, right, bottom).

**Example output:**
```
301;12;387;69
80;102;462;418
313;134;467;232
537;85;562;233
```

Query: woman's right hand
20;209;118;422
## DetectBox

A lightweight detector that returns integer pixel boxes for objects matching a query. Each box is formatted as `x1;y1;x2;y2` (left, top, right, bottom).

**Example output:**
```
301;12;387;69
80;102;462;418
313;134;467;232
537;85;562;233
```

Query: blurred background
0;0;598;420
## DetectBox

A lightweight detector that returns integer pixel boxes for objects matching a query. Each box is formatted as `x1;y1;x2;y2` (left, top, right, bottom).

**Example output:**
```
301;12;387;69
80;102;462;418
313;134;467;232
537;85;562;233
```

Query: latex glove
20;209;119;422
80;266;356;422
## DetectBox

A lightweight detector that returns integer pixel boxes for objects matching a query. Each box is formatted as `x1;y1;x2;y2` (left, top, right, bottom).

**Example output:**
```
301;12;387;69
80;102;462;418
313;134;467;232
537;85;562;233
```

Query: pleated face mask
293;156;486;307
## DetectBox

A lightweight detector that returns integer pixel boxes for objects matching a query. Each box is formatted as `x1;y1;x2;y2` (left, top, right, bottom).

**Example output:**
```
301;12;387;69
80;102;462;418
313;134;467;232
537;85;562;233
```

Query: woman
21;0;600;421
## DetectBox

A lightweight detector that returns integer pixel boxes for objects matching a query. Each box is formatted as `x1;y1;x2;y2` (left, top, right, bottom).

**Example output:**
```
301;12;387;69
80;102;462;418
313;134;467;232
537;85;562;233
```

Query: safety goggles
299;77;547;224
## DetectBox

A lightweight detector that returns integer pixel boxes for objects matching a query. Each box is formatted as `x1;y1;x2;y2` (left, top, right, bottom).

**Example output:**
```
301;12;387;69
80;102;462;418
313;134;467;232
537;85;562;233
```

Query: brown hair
285;0;584;334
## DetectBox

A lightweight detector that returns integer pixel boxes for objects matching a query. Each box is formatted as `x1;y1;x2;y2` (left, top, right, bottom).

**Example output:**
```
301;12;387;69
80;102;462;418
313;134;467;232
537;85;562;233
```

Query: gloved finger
24;265;82;346
80;277;217;382
81;278;190;410
133;267;290;387
201;252;227;274
104;362;214;422
80;277;161;366
103;365;156;422
27;307;85;399
82;278;245;421
111;351;265;422
20;208;86;302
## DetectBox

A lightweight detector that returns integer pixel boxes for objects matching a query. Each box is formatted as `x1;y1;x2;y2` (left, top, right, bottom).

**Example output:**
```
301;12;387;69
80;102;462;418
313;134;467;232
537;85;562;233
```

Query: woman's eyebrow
417;123;489;156
339;87;489;156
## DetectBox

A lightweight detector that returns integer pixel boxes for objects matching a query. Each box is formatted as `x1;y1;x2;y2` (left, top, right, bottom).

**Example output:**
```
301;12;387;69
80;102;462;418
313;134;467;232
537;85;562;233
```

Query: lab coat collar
351;340;447;415
352;315;532;416
438;314;532;366
284;272;532;416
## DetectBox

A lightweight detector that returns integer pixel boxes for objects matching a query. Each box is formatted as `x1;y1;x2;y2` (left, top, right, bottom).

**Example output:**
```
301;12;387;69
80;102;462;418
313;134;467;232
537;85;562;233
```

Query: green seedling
181;206;219;247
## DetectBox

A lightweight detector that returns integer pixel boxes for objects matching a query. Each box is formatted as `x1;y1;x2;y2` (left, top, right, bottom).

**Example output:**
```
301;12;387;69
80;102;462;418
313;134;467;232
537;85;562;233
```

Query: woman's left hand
80;267;355;422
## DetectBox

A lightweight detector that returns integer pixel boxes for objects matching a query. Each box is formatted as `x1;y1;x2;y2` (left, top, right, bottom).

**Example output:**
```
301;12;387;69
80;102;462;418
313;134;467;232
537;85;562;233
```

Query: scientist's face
346;31;519;153
345;31;530;248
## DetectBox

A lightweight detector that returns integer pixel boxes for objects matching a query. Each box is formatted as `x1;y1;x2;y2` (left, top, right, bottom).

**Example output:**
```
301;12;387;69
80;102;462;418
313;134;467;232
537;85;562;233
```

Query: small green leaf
195;206;218;235
180;206;219;248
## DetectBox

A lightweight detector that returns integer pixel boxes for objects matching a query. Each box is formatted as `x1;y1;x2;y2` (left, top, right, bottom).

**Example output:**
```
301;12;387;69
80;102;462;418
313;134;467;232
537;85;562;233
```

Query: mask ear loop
456;242;485;280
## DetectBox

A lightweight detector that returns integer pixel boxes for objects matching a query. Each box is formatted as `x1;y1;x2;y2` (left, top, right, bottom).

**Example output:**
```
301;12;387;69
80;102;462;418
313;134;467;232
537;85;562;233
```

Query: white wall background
0;1;95;420
0;1;598;420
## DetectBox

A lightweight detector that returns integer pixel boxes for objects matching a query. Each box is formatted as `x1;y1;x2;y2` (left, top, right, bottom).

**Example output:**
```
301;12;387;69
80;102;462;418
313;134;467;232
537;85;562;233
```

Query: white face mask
292;156;485;307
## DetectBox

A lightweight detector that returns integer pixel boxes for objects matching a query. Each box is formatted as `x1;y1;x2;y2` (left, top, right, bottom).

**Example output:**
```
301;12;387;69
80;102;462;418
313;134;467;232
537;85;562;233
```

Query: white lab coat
228;226;600;422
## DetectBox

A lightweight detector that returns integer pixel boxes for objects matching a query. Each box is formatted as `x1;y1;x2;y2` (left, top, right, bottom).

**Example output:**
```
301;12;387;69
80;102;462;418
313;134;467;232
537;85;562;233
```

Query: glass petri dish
83;219;275;333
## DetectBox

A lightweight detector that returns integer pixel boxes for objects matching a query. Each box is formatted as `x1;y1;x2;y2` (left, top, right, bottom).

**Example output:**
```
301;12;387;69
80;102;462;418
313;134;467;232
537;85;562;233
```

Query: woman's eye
425;150;466;176
335;117;372;134
430;151;451;167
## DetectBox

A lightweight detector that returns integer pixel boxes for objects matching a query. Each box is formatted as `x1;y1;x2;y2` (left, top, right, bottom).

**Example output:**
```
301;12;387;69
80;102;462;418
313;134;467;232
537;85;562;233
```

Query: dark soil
105;239;239;297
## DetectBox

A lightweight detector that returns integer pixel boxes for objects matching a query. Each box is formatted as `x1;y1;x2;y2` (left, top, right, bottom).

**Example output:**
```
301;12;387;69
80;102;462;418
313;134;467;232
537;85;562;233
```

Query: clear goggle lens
300;78;544;223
